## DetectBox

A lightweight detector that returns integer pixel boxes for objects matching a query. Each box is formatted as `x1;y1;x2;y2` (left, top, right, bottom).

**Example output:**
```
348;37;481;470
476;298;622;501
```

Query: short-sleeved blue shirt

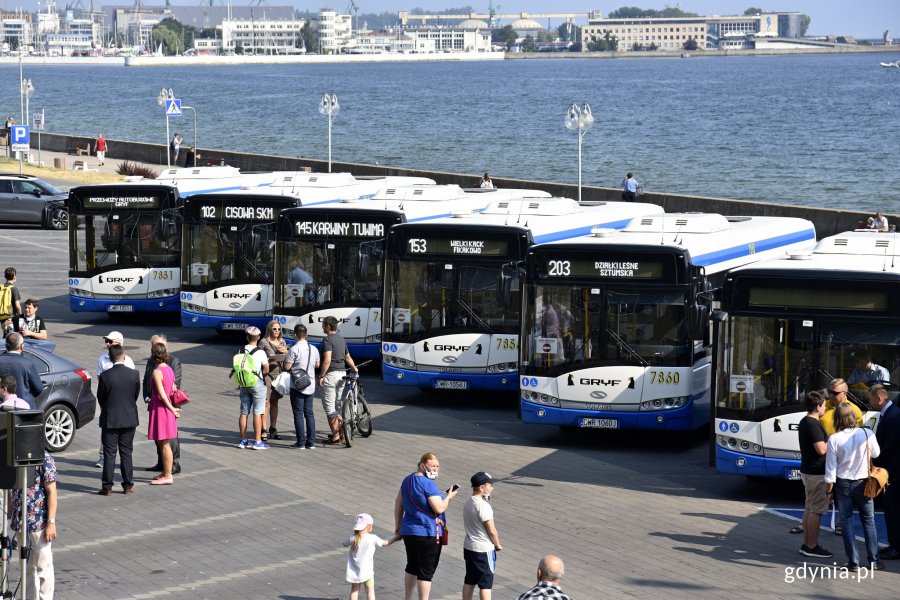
399;473;445;537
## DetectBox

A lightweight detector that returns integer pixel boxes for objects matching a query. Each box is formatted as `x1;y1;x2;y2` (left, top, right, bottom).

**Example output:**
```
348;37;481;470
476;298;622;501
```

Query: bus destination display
294;220;386;238
406;237;508;256
83;195;162;210
199;202;278;221
543;258;663;279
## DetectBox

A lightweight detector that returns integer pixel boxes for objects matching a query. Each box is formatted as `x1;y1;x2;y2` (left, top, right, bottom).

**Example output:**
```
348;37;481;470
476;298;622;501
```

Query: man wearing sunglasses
820;378;864;437
95;331;136;468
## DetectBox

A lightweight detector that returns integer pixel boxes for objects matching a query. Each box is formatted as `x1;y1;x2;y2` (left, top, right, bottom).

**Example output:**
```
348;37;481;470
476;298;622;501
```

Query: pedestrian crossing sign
165;99;182;117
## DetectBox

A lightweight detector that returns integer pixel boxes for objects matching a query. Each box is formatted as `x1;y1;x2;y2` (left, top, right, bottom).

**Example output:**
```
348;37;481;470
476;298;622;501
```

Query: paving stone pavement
0;226;896;599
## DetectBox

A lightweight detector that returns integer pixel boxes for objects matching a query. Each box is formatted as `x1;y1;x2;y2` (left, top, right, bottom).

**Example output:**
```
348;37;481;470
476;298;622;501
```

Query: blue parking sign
11;125;30;149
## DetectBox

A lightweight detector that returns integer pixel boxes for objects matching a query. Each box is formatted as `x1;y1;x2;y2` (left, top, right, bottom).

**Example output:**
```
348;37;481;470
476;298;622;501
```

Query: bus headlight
69;287;94;298
148;287;179;298
182;302;208;315
640;396;689;411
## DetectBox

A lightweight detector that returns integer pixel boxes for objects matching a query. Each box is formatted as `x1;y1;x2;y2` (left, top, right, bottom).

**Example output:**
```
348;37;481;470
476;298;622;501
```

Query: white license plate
221;322;250;331
434;380;468;390
107;305;133;312
580;418;618;429
786;469;802;481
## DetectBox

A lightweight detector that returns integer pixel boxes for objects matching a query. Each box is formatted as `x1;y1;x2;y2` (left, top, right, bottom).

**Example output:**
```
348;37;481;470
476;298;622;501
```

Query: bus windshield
276;238;383;310
72;212;179;272
184;223;276;285
386;259;516;341
523;285;689;375
718;317;900;420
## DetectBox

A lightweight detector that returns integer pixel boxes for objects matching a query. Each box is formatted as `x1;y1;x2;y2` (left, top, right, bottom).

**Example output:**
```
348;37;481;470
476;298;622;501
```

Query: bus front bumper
716;446;801;479
69;295;179;313
521;401;695;430
181;310;271;331
382;364;518;392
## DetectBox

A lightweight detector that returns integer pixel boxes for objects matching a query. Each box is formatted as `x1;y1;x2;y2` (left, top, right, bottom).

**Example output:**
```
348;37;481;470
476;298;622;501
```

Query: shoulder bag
172;387;190;407
864;429;889;499
290;342;313;391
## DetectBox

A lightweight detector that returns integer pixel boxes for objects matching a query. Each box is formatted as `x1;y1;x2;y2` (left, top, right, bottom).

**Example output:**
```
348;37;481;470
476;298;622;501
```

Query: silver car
0;174;68;229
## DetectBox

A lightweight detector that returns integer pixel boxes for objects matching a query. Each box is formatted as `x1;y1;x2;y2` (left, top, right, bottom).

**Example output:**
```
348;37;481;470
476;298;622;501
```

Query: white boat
880;60;900;68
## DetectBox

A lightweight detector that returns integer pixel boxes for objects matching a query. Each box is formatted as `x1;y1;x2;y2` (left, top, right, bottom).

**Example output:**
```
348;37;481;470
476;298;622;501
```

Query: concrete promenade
0;226;895;597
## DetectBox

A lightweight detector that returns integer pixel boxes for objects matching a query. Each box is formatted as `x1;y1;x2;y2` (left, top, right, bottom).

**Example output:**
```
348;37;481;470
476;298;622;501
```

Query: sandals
789;525;804;534
261;430;269;442
269;427;281;440
834;524;843;536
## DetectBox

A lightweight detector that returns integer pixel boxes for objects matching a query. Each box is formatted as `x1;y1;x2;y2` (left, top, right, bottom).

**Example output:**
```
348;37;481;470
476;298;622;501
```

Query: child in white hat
343;512;400;600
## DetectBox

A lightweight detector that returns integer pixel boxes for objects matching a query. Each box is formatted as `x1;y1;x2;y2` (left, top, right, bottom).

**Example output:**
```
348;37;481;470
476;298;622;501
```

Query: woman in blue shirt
394;452;459;600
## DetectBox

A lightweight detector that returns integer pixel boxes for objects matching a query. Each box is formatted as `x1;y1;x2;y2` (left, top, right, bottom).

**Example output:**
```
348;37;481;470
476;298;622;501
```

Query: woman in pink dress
147;342;181;485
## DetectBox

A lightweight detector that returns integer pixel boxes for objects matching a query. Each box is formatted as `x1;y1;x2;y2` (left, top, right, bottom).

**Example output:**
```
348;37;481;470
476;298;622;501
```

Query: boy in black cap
462;471;502;600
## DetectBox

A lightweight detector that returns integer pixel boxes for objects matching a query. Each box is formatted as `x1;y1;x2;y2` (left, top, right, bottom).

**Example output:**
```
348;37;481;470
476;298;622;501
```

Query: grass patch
0;157;125;185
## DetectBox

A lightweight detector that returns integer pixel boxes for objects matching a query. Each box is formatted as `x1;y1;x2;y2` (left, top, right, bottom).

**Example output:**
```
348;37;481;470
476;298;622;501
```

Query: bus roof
390;199;664;243
727;230;900;279
529;213;816;275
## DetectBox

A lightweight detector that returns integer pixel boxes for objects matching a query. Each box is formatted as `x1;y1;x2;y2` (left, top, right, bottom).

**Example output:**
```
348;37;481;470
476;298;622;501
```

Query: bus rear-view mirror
685;303;709;340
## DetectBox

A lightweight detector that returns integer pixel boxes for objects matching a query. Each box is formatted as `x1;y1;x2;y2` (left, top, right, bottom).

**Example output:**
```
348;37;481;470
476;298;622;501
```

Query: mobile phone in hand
447;484;460;494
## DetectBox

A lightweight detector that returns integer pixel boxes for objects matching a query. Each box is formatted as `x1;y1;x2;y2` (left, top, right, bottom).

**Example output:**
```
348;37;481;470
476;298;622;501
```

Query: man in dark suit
0;332;43;409
143;334;182;474
871;385;900;559
97;344;141;495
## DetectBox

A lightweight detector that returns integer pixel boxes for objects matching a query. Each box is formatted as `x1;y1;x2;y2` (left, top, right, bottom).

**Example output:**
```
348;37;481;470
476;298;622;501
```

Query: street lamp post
19;78;34;174
564;102;594;203
156;87;174;168
318;93;339;173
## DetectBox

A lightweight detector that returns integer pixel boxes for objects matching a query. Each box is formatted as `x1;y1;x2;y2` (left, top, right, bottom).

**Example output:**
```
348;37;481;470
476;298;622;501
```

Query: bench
72;160;98;172
67;141;91;156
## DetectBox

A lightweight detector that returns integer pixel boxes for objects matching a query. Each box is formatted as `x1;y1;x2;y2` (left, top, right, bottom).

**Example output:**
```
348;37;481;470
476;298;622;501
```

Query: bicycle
339;360;373;447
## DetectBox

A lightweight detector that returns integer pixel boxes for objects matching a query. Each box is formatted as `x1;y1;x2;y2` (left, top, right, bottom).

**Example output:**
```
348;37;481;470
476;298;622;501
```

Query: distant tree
744;7;765;15
492;25;518;49
537;29;555;43
522;35;536;52
151;17;199;55
558;23;581;43
234;42;244;55
568;42;582;52
609;6;698;19
683;38;698;50
300;22;317;53
587;31;618;52
799;14;811;37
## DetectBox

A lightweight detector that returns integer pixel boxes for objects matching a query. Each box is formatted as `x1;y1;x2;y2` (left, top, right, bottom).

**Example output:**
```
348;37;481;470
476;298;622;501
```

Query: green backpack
230;348;260;387
0;284;12;322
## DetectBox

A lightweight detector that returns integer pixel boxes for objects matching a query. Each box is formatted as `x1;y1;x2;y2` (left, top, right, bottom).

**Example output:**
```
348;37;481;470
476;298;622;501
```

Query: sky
17;1;900;39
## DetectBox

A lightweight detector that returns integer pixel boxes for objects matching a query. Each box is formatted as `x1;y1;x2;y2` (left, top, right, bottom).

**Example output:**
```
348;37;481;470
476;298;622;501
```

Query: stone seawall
39;132;890;239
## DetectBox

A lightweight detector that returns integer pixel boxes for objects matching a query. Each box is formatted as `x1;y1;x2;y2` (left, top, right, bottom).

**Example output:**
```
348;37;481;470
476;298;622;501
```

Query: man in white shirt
463;471;502;600
284;324;320;449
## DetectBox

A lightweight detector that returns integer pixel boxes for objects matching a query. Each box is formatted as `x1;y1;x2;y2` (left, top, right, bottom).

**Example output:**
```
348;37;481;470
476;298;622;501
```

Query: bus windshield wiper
120;239;154;269
337;274;371;307
456;297;494;333
605;327;648;366
239;254;269;282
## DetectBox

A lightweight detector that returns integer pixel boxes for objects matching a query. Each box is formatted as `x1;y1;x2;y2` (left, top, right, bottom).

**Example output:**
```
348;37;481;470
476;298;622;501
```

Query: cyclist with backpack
232;326;269;450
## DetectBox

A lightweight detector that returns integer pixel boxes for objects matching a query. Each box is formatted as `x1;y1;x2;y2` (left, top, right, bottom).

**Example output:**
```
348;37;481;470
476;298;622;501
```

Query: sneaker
252;440;270;450
289;442;305;449
843;562;859;572
237;439;250;449
871;562;885;571
306;445;316;450
800;545;833;558
95;458;104;468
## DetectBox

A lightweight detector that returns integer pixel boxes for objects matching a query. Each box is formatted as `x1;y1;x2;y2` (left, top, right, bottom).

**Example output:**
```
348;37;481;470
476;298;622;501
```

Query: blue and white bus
180;193;300;330
381;198;664;391
273;185;549;359
518;213;817;431
713;230;896;479
243;172;436;204
68;184;183;313
67;169;287;315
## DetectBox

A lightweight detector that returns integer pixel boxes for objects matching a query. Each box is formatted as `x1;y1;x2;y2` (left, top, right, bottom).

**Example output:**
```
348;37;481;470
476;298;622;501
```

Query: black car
0;174;68;229
17;342;97;452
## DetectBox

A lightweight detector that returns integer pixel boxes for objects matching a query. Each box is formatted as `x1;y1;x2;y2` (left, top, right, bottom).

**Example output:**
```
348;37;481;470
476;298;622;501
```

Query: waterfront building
581;11;800;52
1;11;33;51
220;18;307;55
404;27;492;52
316;9;352;54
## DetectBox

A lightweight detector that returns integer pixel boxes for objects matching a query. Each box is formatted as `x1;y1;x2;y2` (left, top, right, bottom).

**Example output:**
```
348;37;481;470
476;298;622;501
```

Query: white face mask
483;493;491;502
423;467;439;480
